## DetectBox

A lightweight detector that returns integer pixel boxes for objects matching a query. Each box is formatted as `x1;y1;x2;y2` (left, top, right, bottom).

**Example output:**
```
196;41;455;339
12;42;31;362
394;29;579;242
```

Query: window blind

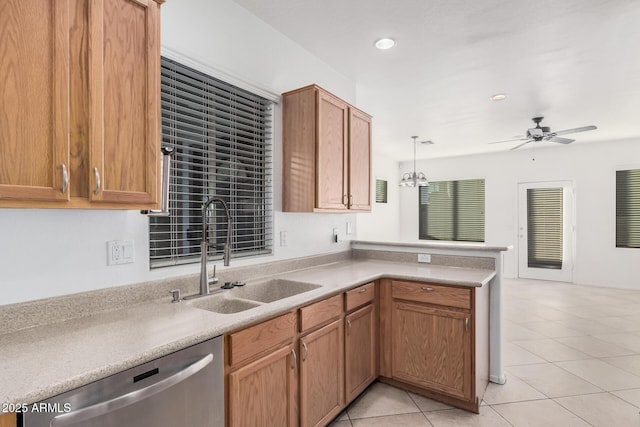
527;188;563;269
149;57;273;268
418;179;485;242
375;179;388;203
617;169;640;248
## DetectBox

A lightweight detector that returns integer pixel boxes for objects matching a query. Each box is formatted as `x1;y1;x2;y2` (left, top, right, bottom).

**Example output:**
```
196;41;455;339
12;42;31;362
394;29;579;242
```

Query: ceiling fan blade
488;136;528;144
554;125;597;136
509;140;531;151
548;136;575;144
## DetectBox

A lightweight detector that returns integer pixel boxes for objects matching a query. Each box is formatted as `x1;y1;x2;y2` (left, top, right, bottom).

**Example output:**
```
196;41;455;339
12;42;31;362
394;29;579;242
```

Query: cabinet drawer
228;312;296;366
345;282;375;312
391;281;471;310
300;294;343;333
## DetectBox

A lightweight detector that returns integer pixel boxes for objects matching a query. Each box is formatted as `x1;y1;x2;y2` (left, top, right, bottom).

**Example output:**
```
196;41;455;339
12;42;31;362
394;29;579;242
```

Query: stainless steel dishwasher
22;337;223;427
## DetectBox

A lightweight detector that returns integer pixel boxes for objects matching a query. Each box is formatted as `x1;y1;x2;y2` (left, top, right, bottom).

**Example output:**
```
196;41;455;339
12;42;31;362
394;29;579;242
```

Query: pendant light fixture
399;136;432;187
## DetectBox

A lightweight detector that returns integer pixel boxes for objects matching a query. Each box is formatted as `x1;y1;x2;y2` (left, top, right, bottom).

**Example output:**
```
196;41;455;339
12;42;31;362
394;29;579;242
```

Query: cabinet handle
358;288;367;293
342;194;348;206
302;342;308;361
349;194;353;207
61;163;69;194
465;317;469;333
421;287;434;292
291;349;297;369
347;319;352;335
94;167;101;195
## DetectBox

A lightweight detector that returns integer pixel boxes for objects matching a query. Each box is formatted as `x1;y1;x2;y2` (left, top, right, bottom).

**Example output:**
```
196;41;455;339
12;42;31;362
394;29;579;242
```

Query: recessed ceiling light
490;93;507;101
374;38;396;50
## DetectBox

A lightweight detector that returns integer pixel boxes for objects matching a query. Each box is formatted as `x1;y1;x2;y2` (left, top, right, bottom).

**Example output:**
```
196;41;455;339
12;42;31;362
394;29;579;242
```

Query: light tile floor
329;278;640;426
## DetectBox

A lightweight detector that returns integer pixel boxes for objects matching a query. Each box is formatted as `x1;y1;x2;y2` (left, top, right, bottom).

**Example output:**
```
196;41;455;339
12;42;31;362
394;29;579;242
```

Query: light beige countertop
0;259;495;406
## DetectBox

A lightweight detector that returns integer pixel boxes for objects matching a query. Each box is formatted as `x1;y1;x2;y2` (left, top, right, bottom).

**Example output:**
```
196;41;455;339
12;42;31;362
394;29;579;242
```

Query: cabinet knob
61;163;69;194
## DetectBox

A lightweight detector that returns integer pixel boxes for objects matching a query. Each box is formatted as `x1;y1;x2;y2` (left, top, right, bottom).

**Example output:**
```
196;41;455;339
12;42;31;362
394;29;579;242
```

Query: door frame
517;181;575;282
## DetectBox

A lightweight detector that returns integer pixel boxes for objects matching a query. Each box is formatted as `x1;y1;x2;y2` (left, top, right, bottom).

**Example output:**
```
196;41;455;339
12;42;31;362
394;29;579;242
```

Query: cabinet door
316;90;348;211
88;0;160;205
228;344;297;427
0;0;70;202
300;319;345;427
391;301;471;400
348;108;371;211
0;412;16;427
345;304;376;402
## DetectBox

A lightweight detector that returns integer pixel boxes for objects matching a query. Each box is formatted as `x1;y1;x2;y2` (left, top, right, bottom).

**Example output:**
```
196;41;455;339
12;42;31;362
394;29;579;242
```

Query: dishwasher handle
50;353;214;427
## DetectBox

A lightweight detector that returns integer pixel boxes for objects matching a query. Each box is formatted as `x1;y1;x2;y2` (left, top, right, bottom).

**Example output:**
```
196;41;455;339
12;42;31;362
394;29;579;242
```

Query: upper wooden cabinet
282;84;372;213
0;0;163;209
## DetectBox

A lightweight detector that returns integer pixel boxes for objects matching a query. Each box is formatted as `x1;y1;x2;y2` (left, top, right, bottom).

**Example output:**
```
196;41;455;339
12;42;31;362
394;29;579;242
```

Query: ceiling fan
489;117;597;151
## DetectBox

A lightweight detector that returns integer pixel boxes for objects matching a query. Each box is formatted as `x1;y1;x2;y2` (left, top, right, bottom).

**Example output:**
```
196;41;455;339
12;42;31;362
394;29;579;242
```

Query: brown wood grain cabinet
345;303;376;402
228;344;297;427
299;320;344;427
282;84;372;213
0;0;163;209
379;279;489;413
0;413;16;427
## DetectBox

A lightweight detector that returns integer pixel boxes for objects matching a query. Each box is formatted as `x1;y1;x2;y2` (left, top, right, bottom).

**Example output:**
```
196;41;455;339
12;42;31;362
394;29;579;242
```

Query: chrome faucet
200;197;232;296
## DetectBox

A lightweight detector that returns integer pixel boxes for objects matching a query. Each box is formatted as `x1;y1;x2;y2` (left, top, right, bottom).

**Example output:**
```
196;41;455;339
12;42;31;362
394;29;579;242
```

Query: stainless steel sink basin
187;294;262;314
230;279;321;303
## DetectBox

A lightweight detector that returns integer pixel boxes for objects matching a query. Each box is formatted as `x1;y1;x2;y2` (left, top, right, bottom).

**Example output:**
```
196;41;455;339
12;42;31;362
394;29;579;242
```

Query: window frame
616;168;640;249
418;178;486;243
148;56;274;268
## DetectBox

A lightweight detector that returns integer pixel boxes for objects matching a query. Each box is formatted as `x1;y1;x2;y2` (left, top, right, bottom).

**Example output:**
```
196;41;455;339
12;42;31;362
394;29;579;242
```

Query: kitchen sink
187;294;263;314
230;279;321;303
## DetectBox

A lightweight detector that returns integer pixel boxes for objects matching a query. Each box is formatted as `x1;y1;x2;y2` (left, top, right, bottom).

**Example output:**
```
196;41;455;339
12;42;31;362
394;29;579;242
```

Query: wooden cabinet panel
345;282;375;312
316;91;348;211
228;344;296;427
345;304;376;402
299;293;342;333
0;0;162;209
391;301;471;400
228;312;296;367
391;280;471;309
282;84;371;213
0;412;16;427
348;107;372;211
89;0;160;205
0;0;70;202
299;319;344;427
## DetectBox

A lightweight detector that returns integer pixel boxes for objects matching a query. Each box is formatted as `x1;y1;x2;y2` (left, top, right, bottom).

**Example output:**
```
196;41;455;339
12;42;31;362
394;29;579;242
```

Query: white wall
0;0;358;305
357;152;400;241
391;138;640;289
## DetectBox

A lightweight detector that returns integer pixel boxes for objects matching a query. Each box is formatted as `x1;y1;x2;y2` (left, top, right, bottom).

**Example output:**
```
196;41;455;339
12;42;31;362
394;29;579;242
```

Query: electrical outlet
346;221;352;235
107;240;135;265
418;253;432;263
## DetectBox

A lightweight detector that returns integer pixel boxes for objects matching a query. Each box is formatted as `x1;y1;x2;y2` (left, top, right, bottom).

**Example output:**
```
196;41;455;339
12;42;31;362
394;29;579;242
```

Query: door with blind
518;181;573;282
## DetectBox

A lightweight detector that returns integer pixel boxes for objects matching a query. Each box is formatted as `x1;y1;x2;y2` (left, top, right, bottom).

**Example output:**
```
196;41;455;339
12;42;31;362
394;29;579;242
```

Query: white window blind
617;169;640;249
375;179;388;203
149;57;273;268
418;179;485;242
527;188;563;269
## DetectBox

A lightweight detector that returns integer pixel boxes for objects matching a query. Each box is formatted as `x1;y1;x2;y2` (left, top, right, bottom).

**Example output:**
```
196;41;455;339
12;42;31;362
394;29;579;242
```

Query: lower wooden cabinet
299;319;344;427
0;413;16;427
391;302;471;400
228;344;297;427
345;303;376;402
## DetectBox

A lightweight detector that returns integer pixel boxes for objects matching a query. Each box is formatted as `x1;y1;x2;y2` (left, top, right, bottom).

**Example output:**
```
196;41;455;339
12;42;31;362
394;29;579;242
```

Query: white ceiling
231;0;640;161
